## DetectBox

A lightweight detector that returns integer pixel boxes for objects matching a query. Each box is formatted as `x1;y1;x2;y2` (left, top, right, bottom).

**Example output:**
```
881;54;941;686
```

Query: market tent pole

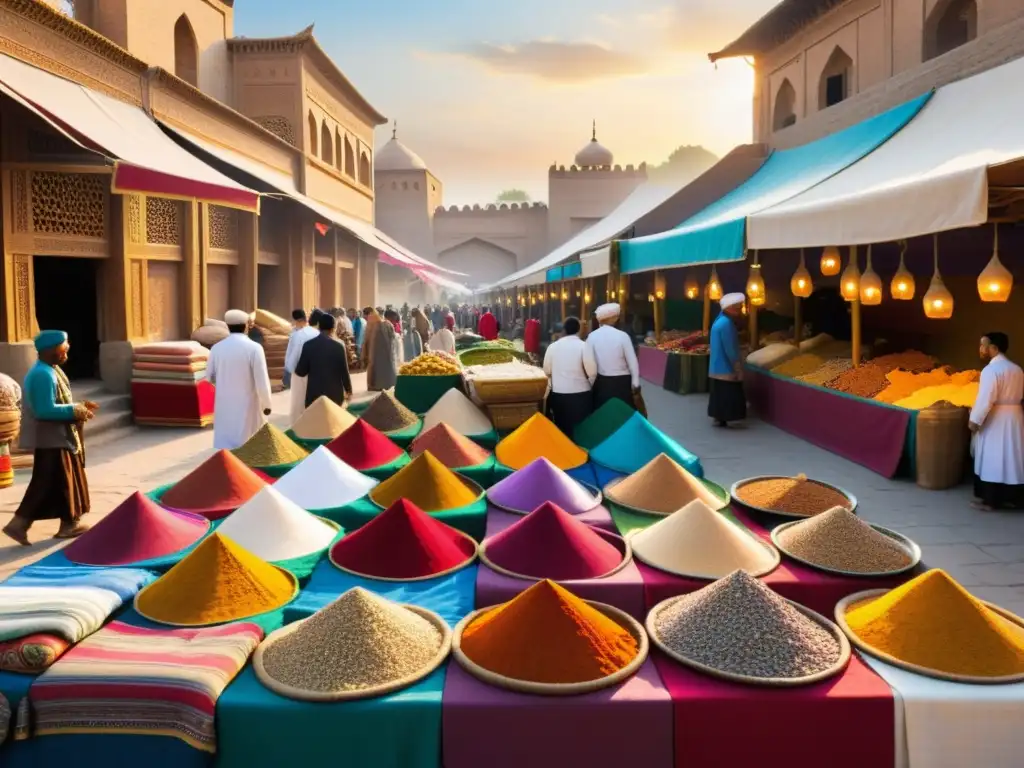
793;296;803;347
850;245;862;366
702;270;711;337
748;303;759;351
654;271;665;340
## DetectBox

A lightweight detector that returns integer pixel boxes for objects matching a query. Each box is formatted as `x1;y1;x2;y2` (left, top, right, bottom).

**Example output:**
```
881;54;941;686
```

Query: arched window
818;46;853;110
307;112;318;156
924;0;977;60
344;137;355;178
321;121;333;165
173;14;198;87
358;151;371;187
334;130;343;170
772;79;797;131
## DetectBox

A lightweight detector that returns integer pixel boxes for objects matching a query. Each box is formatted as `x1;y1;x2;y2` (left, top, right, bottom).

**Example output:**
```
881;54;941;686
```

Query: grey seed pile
654;570;841;679
261;587;443;693
798;358;853;387
777;506;913;574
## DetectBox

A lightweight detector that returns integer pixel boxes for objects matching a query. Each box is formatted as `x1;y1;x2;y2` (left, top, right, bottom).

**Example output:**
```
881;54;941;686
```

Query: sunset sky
236;0;777;205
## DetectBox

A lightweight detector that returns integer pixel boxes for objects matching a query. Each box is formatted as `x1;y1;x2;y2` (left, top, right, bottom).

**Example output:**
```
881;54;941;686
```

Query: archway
358;152;371;187
818;46;853;109
773;78;797;131
307;112;318;156
321;121;333;165
924;0;978;60
173;15;198;87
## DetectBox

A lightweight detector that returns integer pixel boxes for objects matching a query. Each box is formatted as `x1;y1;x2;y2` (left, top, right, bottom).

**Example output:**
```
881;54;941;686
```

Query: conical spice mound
232;423;308;467
289;396;357;440
260;588;444;693
360;391;419;433
370;451;479;512
495;413;588;470
483;502;624;580
574;398;637;451
410;423;491;468
421;388;493;436
844;569;1024;677
777;506;913;574
606;453;721;515
590;412;702;476
215;486;338;562
272;446;378;510
160;449;267;519
460;580;638;684
631;500;778;579
331;499;476;579
487;457;600;515
65;491;209;566
326;419;405;470
135;533;296;626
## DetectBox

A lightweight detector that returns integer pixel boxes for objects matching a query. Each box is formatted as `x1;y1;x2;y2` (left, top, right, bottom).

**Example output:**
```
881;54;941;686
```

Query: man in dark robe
295;313;353;407
4;330;97;545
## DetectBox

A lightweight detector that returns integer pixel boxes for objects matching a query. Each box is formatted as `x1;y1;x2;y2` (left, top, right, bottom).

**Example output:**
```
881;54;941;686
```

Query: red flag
314;222;329;236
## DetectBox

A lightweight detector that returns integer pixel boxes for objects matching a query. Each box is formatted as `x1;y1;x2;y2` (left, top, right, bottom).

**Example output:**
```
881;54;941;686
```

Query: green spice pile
232;424;308;467
777;506;914;574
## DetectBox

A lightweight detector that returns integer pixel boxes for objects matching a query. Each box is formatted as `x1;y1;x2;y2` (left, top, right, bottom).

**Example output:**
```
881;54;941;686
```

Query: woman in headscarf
362;308;398;391
411;307;432;347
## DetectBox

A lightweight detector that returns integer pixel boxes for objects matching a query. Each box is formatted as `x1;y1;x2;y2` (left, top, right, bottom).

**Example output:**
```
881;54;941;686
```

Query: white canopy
747;56;1024;248
580;245;611;278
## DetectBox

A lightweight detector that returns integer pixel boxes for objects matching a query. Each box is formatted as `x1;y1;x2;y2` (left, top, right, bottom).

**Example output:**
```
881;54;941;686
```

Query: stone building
0;0;434;390
373;123;647;289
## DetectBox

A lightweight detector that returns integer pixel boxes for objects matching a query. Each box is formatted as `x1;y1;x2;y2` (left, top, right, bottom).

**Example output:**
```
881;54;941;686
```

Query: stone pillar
358;242;378;308
340;232;360;309
289;210;316;311
183;200;203;330
235;209;259;312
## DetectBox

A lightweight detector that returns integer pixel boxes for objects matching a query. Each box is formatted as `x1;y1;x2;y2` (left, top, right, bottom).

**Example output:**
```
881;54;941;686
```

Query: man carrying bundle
970;332;1024;510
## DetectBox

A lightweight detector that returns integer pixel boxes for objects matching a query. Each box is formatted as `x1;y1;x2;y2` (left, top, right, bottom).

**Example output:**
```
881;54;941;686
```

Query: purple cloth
487;459;602;516
442;658;672;768
744;366;910;478
638;346;669;386
478;509;646;620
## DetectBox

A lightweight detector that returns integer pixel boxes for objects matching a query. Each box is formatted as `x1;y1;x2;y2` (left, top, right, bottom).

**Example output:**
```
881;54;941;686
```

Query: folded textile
0;634;70;673
134;353;209;364
132;378;211;388
131;369;207;381
133;342;206;357
0;586;123;643
5;565;154;601
29;620;263;753
133;361;208;373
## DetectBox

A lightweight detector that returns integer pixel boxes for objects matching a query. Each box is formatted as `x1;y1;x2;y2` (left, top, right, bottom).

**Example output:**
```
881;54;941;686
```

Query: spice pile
892;372;980;409
272;446;378;510
824;364;891;398
399;351;461;376
735;475;850;516
458;347;517;366
874;368;954;404
483;502;624;580
487;457;600;515
797;358;852;387
652;331;707;353
370;451;480;512
776;507;913;574
421;388;493;436
216;487;337;562
260;588;444;694
360;393;419;433
326;420;405;470
590;411;701;477
606;453;721;515
844;569;1024;678
410;423;491;468
495;413;588;471
330;499;476;579
136;533;295;626
463;360;546;381
631;500;778;579
869;350;937;374
232;424;308;468
653;570;842;679
573;398;637;450
160;449;267;519
771;353;830;379
460;580;639;684
289;396;356;440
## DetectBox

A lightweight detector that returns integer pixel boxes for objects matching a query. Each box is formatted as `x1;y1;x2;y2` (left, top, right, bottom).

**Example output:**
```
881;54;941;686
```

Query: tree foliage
647;145;719;185
496;188;531;203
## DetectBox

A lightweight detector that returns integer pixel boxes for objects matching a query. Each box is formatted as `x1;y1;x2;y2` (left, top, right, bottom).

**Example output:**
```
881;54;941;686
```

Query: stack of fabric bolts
130;341;214;428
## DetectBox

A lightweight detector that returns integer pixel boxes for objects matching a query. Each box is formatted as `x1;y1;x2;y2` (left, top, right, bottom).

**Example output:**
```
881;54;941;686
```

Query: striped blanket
27;621;263;752
0;587;124;644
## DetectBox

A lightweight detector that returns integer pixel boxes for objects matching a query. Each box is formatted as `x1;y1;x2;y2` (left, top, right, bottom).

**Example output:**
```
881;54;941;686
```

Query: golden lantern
746;259;766;307
978;224;1012;302
648;293;655;303
684;274;700;299
549;290;557;299
707;267;723;301
561;289;568;300
584;291;591;303
576;290;581;298
820;245;841;276
790;249;813;298
923;234;954;319
860;244;882;306
891;240;915;300
840;246;861;302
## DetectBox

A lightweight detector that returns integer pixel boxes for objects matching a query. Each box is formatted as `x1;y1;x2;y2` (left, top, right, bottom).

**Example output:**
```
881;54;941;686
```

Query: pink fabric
638;346;669;385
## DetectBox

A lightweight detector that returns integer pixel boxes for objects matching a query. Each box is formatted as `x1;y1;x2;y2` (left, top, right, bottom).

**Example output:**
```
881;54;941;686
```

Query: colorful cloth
28;620;262;753
0;691;9;747
0;634;70;673
5;564;154;601
0;587;123;643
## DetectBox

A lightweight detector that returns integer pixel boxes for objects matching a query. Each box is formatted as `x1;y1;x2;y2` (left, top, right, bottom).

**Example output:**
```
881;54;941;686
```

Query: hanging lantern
839;246;861;302
654;272;666;300
790;249;813;298
860;244;882;306
746;257;766;307
576;290;581;298
923;234;954;319
820;245;841;276
890;240;915;300
561;289;568;300
684;274;700;299
978;224;1012;302
648;293;655;303
584;291;591;303
707;267;723;301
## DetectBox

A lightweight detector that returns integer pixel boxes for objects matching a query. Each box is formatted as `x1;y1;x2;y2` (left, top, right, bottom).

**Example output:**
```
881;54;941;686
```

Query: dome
574;121;613;167
375;123;427;172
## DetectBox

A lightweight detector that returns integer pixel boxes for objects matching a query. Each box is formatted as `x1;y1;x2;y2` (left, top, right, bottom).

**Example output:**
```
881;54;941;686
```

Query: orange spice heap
460;579;638;684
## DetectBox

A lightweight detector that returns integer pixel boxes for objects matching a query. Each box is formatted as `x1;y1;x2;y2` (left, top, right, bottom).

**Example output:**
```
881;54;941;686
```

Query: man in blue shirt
708;293;746;427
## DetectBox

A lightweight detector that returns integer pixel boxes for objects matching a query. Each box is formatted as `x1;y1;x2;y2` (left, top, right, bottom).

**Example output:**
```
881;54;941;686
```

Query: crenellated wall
433;202;548;285
547;163;647;250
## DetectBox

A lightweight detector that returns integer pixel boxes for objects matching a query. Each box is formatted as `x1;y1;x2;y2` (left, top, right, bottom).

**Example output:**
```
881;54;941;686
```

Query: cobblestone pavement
3;374;1024;616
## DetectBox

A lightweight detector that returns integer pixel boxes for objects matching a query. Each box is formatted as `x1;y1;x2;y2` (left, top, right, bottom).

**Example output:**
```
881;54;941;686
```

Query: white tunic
427;329;456;356
585;325;640;388
285;325;319;420
206;333;274;450
970;354;1024;485
544;335;597;394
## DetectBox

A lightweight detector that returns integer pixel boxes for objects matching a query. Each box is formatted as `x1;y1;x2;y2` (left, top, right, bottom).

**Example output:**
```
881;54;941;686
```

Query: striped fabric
0;586;123;643
28;621;262;752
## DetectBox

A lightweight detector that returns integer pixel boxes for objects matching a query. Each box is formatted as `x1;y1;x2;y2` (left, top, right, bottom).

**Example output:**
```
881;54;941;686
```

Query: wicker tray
473;377;548;405
648;594;851;687
253;604;452;701
835;591;1024;684
771;520;921;578
489;479;602;516
452;600;648;695
479;527;631;581
730;475;858;521
330;527;479;582
369;474;486;513
603;477;730;517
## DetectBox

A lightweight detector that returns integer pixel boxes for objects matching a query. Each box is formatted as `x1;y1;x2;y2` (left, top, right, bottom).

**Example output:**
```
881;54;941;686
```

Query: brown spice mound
824;363;890;398
360;392;419;433
869;350;937;374
777;506;913;573
735;475;850;517
232;424;308;467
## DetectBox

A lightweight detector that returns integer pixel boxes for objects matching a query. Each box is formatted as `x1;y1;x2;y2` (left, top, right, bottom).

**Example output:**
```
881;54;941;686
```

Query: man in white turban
205;309;273;449
585;302;640;411
708;292;746;427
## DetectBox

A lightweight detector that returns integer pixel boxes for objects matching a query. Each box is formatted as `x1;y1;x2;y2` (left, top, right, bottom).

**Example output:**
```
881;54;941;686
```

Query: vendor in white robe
285;308;322;420
969;332;1024;510
206;309;274;450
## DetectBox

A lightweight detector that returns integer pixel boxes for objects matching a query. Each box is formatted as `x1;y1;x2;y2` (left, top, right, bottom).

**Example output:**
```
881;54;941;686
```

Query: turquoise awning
545;266;563;282
619;92;932;275
563;262;582;278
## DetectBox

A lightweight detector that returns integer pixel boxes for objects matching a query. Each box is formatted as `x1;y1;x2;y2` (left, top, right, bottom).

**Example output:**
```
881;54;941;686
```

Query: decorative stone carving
252;115;295;146
209;205;238;250
126;195;142;244
145;198;181;245
30;172;106;238
10;171;28;233
130;260;144;338
13;254;32;341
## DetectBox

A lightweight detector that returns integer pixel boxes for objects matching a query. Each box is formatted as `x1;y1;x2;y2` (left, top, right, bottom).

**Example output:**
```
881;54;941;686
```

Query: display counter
637;345;669;386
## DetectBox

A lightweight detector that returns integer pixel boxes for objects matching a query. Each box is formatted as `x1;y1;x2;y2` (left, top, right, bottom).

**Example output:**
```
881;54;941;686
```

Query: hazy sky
235;0;776;206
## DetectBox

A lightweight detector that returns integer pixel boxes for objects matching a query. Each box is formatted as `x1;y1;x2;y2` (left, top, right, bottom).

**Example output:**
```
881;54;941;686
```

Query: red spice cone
409;423;491;468
325;419;405;471
160;449;267;520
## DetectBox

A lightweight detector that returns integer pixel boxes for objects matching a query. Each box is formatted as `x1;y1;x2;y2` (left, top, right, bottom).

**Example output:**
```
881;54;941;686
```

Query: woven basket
487;402;539;431
473;377;548;405
730;475;858;521
771;520;921;578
